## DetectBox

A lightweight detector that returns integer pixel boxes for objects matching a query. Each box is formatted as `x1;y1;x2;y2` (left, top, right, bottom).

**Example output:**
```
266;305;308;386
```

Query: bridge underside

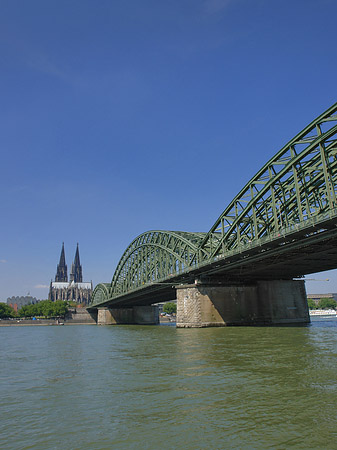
90;215;337;310
90;102;337;326
89;216;336;326
196;217;337;283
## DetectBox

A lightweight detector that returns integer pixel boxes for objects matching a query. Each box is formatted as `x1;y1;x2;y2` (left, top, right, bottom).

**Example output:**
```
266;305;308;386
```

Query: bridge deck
90;102;337;310
90;213;337;309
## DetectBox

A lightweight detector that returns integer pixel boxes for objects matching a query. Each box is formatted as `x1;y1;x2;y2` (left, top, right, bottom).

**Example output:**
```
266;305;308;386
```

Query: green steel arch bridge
91;102;337;314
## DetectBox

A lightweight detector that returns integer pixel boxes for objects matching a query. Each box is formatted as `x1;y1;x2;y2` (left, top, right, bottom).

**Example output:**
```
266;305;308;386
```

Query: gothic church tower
70;243;83;283
49;243;92;304
55;242;68;282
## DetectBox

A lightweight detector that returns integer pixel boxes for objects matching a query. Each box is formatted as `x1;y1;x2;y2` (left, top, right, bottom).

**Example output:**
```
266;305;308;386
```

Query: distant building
48;243;92;305
7;295;39;312
307;293;337;305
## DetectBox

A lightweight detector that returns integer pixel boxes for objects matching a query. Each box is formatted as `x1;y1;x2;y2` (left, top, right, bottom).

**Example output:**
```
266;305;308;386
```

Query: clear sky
1;0;337;301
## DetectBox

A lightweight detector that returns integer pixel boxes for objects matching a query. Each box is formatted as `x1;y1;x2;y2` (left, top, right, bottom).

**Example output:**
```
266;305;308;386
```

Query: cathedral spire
59;242;66;266
55;242;68;282
74;243;80;267
70;243;83;283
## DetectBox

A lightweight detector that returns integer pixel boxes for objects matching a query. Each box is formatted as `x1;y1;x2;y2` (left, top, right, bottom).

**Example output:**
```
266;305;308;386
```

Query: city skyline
1;0;337;300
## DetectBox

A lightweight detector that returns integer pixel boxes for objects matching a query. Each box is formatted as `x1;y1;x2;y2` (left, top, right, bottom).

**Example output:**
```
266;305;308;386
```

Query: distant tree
54;300;68;317
318;298;337;310
18;300;68;318
35;302;45;317
18;303;38;318
307;298;318;310
41;300;55;318
18;306;27;317
0;302;16;318
163;302;177;314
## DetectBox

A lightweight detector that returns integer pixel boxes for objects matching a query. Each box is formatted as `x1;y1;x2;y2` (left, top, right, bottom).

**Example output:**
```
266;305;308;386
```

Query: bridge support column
97;306;159;325
176;280;309;327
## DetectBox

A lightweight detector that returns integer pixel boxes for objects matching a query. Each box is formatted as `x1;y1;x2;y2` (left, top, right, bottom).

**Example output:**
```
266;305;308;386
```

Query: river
1;319;336;449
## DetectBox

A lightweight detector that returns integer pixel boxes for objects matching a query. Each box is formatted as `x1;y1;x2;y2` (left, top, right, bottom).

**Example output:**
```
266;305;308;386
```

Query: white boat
309;309;337;317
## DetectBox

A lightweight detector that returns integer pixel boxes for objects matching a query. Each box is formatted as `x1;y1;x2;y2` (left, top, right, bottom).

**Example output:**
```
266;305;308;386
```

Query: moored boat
309;309;337;317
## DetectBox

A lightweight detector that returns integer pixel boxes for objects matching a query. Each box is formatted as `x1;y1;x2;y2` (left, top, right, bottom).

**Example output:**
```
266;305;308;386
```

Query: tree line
163;302;177;314
307;298;337;310
0;300;68;319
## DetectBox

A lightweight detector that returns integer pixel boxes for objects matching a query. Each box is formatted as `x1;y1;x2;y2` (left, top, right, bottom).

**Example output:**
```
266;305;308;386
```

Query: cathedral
49;243;93;305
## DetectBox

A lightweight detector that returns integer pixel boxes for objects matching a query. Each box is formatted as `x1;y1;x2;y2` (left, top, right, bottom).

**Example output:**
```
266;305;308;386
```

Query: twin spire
55;243;67;282
55;243;83;283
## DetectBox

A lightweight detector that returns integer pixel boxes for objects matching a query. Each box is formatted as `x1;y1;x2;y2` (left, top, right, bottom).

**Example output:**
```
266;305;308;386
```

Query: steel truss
91;102;337;306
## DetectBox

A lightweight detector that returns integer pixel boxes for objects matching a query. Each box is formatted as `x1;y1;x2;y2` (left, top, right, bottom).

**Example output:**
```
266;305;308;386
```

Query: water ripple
1;322;337;449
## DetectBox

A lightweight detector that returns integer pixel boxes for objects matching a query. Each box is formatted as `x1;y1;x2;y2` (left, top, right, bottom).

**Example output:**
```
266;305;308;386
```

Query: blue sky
1;0;337;300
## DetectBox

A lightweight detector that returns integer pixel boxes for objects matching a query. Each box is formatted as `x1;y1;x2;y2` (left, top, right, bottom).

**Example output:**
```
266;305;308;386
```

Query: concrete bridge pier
97;305;159;325
176;279;310;327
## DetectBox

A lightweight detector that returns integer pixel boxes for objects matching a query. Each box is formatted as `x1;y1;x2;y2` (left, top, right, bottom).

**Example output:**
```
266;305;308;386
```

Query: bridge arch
91;283;111;304
196;102;337;261
91;102;337;306
109;230;210;297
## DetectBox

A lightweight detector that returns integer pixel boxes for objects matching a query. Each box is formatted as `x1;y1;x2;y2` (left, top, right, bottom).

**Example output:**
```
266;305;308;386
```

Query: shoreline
0;318;96;326
0;318;176;326
0;322;97;326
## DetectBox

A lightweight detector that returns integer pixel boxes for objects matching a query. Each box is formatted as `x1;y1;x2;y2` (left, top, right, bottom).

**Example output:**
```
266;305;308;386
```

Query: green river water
1;319;336;449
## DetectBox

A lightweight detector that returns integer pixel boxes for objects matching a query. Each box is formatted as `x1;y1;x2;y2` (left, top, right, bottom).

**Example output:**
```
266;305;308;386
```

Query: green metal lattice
91;102;337;306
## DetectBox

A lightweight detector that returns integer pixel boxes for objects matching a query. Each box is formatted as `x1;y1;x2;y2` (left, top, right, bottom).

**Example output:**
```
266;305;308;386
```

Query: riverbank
0;307;97;326
0;307;177;326
0;318;69;326
0;318;176;326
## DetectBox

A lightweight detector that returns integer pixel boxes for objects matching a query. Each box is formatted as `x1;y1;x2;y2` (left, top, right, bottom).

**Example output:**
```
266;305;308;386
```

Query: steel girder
91;283;111;304
196;102;337;261
91;231;211;305
91;102;337;306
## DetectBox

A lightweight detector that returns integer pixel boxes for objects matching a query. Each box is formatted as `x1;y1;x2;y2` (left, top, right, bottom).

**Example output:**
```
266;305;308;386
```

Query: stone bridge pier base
176;280;310;327
97;305;159;325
